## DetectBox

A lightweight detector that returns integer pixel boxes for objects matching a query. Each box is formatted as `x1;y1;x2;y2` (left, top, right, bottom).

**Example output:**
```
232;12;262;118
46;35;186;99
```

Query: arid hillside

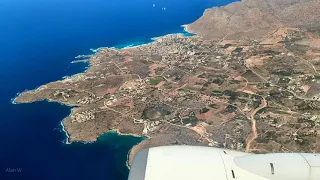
187;0;320;40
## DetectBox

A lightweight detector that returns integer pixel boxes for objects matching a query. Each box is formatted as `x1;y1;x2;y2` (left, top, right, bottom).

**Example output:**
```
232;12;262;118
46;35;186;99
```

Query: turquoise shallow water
0;0;237;179
113;29;195;49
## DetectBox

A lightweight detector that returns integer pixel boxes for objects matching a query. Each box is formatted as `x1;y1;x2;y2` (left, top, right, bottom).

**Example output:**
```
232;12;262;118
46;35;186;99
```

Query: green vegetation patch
200;107;210;114
211;89;223;97
264;50;281;56
212;93;223;97
148;76;166;85
314;75;320;80
208;103;218;109
256;107;267;115
230;79;241;84
141;104;172;120
242;70;262;82
181;86;201;91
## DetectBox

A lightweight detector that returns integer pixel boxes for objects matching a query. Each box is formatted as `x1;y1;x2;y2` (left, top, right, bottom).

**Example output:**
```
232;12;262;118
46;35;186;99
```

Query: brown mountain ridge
186;0;320;40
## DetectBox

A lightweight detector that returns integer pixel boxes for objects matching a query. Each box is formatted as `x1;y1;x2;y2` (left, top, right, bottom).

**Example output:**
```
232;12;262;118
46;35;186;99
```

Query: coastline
60;116;71;145
115;26;196;50
12;25;197;169
11;26;192;104
12;94;75;145
181;24;197;37
61;121;146;145
10;92;21;105
11;84;47;105
125;139;145;169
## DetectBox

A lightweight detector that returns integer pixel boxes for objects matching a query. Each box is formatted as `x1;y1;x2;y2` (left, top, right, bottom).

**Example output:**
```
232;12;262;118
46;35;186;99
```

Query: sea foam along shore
109;27;195;50
60;115;71;144
181;25;197;37
11;91;73;145
11;84;47;105
10;92;21;105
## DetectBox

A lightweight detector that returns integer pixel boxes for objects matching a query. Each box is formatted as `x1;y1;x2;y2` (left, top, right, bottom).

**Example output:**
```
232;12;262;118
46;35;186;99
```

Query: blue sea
0;0;236;179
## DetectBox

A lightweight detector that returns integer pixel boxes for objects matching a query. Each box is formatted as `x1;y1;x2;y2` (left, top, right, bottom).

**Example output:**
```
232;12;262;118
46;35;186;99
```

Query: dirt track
246;97;267;152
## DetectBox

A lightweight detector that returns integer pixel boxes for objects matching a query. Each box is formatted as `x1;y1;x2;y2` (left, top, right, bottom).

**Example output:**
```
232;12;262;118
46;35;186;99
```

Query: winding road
246;96;267;152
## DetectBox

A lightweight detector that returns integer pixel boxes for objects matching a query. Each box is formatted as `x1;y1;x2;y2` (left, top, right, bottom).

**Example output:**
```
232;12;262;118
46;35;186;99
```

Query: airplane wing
128;146;320;180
